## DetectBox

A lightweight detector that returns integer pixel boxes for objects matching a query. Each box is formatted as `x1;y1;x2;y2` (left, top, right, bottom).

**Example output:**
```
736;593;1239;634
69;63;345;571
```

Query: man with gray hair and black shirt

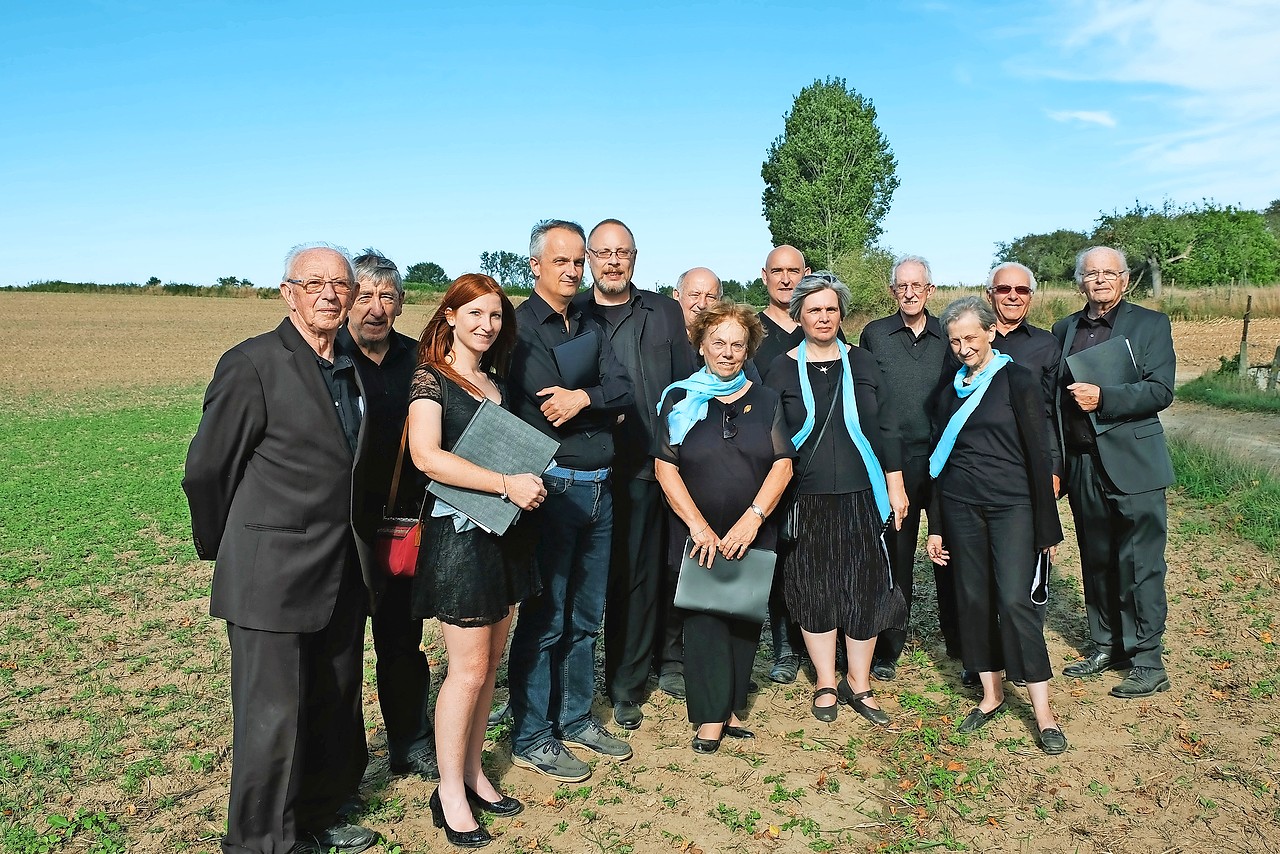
859;255;961;684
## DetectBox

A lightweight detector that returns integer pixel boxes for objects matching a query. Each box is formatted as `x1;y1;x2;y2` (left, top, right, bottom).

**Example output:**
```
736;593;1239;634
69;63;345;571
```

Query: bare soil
3;294;1278;853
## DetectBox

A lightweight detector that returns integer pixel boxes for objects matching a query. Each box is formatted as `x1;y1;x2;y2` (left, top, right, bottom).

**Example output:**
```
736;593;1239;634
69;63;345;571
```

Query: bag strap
385;419;409;514
794;381;842;486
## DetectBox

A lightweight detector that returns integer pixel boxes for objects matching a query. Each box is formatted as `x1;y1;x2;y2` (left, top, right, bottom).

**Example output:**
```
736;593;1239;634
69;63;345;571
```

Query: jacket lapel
277;319;353;460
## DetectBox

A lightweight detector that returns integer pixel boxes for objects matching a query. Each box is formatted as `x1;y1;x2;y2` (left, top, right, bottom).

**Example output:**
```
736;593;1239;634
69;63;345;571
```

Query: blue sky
2;0;1276;289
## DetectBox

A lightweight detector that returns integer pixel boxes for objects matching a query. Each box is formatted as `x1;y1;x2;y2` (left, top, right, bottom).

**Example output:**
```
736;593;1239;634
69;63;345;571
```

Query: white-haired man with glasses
1053;246;1175;700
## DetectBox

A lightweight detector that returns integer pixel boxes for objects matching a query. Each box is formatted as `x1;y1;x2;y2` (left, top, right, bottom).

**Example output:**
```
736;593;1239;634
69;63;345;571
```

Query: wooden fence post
1239;294;1252;377
1268;345;1280;391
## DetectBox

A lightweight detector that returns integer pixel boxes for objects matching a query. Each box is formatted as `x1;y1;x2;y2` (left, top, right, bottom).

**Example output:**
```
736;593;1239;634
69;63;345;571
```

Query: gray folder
427;399;560;535
1065;336;1140;434
674;538;776;623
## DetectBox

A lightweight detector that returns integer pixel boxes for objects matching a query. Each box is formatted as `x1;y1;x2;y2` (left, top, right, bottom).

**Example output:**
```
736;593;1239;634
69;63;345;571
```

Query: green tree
216;276;242;288
479;250;533;291
145;276;161;287
404;261;451;288
1261;199;1280;236
1092;200;1196;297
761;77;899;270
994;229;1092;285
1177;205;1280;285
832;245;896;316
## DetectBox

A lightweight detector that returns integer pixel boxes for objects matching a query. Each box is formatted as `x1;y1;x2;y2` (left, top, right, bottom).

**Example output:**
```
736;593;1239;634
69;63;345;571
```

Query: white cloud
1046;109;1117;127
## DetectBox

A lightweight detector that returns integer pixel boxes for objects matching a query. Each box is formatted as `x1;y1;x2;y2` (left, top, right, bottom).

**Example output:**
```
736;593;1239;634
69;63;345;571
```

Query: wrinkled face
348;276;403;348
587;222;637;297
947;312;996;370
1078;248;1129;314
281;248;354;338
447;292;504;357
762;246;808;311
987;267;1033;327
675;269;721;327
530;227;586;303
700;319;749;381
798;287;842;345
892;261;934;320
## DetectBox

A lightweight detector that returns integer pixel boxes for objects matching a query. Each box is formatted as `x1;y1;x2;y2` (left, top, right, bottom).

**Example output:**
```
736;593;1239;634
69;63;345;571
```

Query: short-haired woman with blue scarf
654;301;795;753
925;296;1066;754
764;272;909;726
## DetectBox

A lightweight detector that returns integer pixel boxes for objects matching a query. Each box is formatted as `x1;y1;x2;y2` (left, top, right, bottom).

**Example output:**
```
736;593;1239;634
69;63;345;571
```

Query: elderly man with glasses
1053;246;1176;700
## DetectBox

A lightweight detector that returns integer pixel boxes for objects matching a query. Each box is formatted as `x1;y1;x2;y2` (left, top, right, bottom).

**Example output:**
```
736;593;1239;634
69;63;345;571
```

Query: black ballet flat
465;785;523;817
691;734;721;753
837;680;890;726
429;789;491;848
811;687;839;722
723;725;755;740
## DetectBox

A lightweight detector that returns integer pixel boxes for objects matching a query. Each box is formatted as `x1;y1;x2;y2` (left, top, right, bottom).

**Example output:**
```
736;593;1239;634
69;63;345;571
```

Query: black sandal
838;680;890;726
811;687;839;722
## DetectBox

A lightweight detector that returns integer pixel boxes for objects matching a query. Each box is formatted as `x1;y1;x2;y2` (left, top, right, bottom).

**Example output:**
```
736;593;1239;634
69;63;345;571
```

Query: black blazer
1051;301;1176;495
183;318;377;633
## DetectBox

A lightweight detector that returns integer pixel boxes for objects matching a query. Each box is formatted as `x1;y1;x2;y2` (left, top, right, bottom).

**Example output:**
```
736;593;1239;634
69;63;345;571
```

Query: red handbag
374;421;421;578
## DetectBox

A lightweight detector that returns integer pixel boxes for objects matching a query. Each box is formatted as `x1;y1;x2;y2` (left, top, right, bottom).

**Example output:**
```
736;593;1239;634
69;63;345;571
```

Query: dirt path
1163;399;1280;473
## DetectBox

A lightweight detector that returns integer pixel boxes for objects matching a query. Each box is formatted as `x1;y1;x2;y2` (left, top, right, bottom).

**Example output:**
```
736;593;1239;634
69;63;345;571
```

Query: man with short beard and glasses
573;219;697;729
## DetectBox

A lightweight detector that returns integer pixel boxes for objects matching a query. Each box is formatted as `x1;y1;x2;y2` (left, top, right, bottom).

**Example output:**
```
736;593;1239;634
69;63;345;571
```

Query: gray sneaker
561;719;633;760
511;738;591;782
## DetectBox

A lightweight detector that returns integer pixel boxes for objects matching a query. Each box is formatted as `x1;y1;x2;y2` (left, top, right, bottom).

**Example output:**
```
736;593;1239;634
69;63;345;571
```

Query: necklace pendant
816;364;830;374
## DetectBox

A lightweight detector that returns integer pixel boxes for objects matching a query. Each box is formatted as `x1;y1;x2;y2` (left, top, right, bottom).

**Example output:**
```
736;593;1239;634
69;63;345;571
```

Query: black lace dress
408;365;540;627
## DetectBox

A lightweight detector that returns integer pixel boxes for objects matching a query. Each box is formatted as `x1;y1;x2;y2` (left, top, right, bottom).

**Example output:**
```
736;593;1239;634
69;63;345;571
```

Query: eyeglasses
1081;270;1124;283
587;248;637;261
286;278;353;295
892;282;932;294
991;284;1032;296
705;339;746;354
722;404;739;440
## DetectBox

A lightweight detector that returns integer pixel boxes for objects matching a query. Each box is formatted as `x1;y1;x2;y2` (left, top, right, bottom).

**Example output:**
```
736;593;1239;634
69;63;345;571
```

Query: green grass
1171;436;1280;552
1176;355;1280;414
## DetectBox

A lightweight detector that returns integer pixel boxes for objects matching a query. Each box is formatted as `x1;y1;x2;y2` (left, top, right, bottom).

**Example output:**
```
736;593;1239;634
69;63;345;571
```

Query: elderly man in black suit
184;244;378;854
1053;246;1176;699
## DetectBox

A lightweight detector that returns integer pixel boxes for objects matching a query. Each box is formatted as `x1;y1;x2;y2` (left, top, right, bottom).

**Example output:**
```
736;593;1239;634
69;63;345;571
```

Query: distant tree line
997;199;1280;296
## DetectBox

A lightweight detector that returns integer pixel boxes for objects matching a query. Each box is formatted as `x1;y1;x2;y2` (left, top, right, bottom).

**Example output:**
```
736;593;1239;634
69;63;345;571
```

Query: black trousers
1066;451;1168;669
604;477;665;702
370;574;433;764
222;568;368;854
942;497;1052;684
655;554;685;676
684;612;759;725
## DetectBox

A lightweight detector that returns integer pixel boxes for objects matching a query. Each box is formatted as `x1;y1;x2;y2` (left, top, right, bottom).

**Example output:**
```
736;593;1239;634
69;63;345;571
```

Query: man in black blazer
1053;246;1176;699
184;244;378;854
576;218;697;731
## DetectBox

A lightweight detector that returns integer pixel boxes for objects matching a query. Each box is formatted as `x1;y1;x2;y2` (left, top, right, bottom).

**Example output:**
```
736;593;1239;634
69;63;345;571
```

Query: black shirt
753;310;846;382
936;369;1030;506
316;347;363;456
995;321;1062;473
508;289;634;470
1060;302;1121;453
857;310;951;453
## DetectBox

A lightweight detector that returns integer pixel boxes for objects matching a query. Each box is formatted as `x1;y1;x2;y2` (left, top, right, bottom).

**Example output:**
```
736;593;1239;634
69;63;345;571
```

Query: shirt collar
889;309;942;338
1081;301;1122;328
527;289;581;325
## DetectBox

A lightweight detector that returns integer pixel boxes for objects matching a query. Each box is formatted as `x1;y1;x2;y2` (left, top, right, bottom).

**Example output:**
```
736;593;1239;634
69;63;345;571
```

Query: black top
653;383;795;567
934;369;1030;506
508;289;635;469
994;321;1063;475
857;310;952;452
764;345;902;495
318;344;363;455
753;311;846;382
1060;301;1121;453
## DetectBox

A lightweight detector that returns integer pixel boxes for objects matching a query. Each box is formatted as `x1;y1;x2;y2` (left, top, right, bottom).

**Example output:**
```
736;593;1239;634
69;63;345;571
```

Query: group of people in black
185;226;1176;853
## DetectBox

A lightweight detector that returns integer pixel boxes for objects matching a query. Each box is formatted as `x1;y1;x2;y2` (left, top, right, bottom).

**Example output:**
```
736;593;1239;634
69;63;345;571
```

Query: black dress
408;366;540;627
654;383;795;725
765;348;907;640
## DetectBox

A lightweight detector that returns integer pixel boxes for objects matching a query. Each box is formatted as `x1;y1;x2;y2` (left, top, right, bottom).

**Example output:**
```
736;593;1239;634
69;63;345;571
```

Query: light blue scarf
656;366;749;446
928;350;1013;478
790;341;891;522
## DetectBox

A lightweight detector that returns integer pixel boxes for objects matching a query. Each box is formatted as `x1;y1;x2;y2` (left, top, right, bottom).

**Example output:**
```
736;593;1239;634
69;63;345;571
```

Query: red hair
416;274;518;399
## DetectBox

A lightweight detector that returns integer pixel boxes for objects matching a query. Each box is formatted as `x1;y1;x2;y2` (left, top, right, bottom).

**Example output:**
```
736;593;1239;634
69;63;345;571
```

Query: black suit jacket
1052;301;1176;495
183;318;377;633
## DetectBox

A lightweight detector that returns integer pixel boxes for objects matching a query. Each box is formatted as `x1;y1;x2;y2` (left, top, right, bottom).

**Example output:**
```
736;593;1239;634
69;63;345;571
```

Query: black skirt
783;490;906;640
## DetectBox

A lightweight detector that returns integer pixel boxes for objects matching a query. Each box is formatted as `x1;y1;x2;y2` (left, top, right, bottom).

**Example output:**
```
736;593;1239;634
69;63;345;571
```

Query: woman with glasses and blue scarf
925;296;1066;755
653;301;795;754
764;272;909;727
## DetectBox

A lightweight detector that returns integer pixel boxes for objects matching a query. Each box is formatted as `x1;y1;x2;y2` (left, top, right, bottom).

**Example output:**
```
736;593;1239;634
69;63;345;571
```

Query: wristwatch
749;503;765;519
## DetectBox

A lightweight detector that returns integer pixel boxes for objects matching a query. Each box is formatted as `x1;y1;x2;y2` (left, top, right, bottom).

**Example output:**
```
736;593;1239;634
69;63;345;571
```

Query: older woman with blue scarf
925;296;1066;754
764;272;909;726
653;301;795;753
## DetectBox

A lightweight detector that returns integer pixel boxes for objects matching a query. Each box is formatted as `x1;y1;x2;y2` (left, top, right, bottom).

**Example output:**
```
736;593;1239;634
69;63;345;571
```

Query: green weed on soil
1171;437;1280;552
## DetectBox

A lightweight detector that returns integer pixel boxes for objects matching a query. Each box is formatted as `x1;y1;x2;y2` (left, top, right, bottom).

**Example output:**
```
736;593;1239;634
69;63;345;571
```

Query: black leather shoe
390;749;440;782
657;671;686;699
956;701;1006;734
723;725;755;739
691;735;721;753
335;794;366;821
837;680;890;726
306;822;377;853
870;659;897;682
1038;727;1068;754
769;654;799;684
429;789;491;848
960;669;981;687
465;785;523;817
613;700;643;730
811;687;839;722
1110;666;1171;698
1063;651;1128;678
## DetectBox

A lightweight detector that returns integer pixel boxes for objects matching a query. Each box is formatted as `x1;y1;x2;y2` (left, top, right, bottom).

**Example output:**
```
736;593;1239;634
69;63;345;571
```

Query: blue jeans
508;469;613;755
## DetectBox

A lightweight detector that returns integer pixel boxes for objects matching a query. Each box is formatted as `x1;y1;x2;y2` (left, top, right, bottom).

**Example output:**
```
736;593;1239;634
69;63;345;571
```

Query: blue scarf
790;341;891;522
656;366;749;446
928;350;1013;478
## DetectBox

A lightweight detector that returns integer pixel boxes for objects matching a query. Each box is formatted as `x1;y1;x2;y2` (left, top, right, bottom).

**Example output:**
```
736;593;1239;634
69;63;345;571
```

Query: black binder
673;538;776;623
552;330;599;389
1065;336;1139;434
